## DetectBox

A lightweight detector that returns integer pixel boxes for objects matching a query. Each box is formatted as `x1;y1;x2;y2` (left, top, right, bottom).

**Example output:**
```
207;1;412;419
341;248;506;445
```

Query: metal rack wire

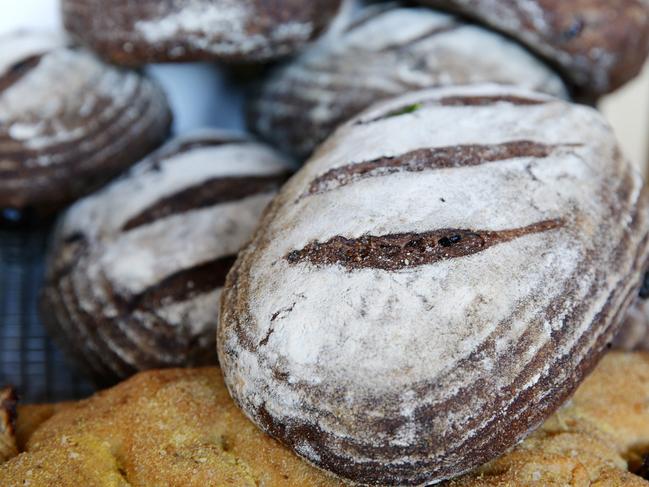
0;219;93;403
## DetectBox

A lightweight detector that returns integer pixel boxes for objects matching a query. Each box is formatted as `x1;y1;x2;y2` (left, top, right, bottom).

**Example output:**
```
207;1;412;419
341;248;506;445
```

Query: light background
2;1;648;172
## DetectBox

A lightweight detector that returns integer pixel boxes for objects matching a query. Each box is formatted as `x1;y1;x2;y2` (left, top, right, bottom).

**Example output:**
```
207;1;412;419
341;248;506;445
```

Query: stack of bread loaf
3;0;649;485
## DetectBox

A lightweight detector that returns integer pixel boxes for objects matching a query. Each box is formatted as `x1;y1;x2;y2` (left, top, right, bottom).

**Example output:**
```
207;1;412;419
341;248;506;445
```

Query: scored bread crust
0;32;171;212
249;3;568;159
218;84;649;485
416;0;649;97
61;0;343;65
40;130;291;386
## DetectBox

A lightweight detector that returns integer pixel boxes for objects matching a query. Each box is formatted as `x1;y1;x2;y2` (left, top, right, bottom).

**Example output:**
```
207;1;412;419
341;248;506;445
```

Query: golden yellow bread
2;368;341;487
3;352;649;486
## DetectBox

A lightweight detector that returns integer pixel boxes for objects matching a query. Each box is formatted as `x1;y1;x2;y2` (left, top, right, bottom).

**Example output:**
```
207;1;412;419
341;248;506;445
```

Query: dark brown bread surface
219;85;649;485
416;0;649;97
40;131;291;386
61;0;343;65
248;3;569;159
0;32;171;213
5;353;649;485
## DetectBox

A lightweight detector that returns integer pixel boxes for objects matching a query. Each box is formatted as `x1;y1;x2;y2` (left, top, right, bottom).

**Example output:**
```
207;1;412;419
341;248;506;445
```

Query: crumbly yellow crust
3;352;649;486
2;368;341;486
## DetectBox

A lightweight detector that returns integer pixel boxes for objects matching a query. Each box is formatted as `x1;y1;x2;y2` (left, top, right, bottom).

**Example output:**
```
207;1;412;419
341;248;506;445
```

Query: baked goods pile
2;0;649;485
3;352;649;486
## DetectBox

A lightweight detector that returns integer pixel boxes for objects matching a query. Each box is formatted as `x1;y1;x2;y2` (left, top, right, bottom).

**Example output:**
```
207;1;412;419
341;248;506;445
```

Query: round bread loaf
40;130;291;385
0;31;172;213
61;0;344;66
249;3;569;160
415;0;649;97
5;353;649;485
219;84;649;485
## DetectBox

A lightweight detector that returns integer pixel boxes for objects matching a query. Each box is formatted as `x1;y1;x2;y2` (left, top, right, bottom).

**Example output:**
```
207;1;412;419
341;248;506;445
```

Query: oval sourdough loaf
249;3;568;159
0;33;171;211
4;353;649;485
61;0;344;65
219;84;649;485
40;130;291;385
0;31;171;213
415;0;649;97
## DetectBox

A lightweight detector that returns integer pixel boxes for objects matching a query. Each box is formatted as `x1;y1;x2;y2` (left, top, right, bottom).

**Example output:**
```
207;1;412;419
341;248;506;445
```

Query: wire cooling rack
0;217;93;403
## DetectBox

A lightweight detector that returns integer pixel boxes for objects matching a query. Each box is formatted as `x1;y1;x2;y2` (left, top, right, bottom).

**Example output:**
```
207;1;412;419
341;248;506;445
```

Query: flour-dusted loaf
0;31;171;213
219;84;649;485
61;0;344;66
41;130;291;385
249;3;569;159
416;0;649;97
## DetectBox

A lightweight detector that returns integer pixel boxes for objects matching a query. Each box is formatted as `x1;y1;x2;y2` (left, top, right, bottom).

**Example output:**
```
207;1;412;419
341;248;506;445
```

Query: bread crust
40;130;291;385
219;85;649;485
249;3;568;159
1;368;344;487
448;352;649;486
5;353;649;485
416;0;649;96
0;32;171;213
61;0;343;65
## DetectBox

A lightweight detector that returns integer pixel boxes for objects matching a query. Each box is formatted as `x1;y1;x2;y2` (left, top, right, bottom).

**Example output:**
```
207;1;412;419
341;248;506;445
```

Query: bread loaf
0;31;171;213
62;0;344;65
219;84;649;485
416;0;649;97
249;3;568;159
41;130;291;385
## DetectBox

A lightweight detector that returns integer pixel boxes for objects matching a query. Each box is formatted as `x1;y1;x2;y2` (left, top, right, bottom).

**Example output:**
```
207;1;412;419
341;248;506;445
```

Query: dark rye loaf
41;131;291;386
61;0;344;66
416;0;649;97
218;84;649;485
249;3;568;160
0;32;171;213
